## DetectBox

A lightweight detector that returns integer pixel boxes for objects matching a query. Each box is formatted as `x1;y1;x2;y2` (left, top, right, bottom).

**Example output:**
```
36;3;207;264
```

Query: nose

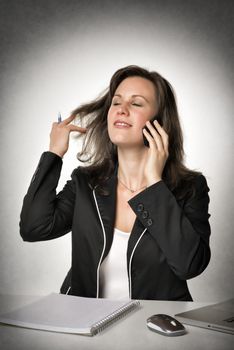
117;102;129;116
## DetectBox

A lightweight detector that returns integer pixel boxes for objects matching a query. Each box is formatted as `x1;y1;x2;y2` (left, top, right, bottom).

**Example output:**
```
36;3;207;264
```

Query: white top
99;227;130;300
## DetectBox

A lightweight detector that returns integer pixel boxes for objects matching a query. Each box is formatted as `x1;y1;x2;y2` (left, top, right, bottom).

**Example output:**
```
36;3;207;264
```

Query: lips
114;120;132;127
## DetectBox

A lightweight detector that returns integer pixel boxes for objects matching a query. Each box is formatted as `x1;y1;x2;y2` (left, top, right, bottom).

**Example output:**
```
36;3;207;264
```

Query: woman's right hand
49;114;87;158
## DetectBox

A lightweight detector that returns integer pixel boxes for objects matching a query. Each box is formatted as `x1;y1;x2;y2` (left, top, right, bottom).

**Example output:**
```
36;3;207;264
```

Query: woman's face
107;76;158;148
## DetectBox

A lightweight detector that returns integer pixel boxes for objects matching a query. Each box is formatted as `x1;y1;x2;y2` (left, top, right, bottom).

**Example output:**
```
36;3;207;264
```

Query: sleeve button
147;218;153;226
137;203;144;212
142;210;148;219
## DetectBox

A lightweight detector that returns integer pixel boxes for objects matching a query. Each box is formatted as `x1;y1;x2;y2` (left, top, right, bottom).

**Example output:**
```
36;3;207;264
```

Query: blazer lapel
94;173;118;260
93;166;147;265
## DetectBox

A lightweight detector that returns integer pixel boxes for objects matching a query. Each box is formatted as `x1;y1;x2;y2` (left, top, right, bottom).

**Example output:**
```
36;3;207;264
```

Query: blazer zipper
128;228;147;299
93;189;107;298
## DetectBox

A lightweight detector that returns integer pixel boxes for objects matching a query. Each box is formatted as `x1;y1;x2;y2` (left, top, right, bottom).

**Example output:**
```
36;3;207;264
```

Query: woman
20;65;211;301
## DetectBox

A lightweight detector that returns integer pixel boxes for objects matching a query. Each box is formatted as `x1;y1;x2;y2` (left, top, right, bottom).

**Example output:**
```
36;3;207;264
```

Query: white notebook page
0;293;140;335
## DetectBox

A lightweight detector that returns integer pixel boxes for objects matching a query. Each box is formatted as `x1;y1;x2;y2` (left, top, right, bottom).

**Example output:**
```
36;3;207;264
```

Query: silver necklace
118;177;147;193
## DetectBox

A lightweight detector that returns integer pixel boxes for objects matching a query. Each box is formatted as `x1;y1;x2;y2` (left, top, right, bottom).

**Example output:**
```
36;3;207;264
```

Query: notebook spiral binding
91;300;140;335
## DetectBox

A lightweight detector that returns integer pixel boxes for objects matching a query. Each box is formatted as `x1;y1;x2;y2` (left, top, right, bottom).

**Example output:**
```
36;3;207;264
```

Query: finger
146;121;164;151
60;114;76;125
153;120;169;153
143;128;157;149
68;125;87;133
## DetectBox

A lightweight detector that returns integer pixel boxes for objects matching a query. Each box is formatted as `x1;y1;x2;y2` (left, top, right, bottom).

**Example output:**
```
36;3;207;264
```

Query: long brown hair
72;65;200;198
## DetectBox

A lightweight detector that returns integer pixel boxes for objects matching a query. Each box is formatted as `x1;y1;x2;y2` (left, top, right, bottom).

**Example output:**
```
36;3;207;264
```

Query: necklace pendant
118;176;146;193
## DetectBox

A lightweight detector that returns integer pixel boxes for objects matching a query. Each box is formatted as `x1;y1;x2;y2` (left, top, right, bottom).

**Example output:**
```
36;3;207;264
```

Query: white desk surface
0;294;232;350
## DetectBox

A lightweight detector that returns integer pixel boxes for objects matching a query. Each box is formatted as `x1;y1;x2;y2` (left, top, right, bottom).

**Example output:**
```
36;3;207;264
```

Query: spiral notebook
0;293;140;336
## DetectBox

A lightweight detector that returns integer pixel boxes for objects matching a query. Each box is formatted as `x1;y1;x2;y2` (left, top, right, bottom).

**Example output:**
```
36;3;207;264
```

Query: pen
58;112;62;123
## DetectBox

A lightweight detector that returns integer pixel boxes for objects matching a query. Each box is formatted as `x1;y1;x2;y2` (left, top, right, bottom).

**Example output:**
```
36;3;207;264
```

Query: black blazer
20;152;211;301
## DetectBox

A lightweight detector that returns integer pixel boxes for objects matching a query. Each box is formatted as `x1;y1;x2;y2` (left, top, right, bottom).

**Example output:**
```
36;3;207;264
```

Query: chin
108;130;144;148
111;138;144;149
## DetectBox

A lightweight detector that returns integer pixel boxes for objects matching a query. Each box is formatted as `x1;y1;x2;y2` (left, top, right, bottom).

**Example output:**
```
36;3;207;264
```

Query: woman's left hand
143;120;169;186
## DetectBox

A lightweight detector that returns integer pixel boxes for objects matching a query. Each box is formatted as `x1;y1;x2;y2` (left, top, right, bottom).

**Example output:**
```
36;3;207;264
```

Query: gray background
0;0;233;301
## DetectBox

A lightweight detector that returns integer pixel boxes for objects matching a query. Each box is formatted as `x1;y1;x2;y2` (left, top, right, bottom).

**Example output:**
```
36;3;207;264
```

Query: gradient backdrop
0;0;233;301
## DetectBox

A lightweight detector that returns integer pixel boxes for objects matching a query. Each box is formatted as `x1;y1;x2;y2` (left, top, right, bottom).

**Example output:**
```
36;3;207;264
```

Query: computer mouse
147;314;187;336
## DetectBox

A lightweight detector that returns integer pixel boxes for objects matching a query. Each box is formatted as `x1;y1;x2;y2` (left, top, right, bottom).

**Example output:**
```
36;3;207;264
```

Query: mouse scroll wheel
170;320;177;327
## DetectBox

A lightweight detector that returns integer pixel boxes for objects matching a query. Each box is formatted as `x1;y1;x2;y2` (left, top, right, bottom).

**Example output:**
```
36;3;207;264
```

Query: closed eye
111;101;142;106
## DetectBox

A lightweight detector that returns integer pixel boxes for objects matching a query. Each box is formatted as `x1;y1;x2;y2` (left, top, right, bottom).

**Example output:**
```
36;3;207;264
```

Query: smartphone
142;117;158;147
